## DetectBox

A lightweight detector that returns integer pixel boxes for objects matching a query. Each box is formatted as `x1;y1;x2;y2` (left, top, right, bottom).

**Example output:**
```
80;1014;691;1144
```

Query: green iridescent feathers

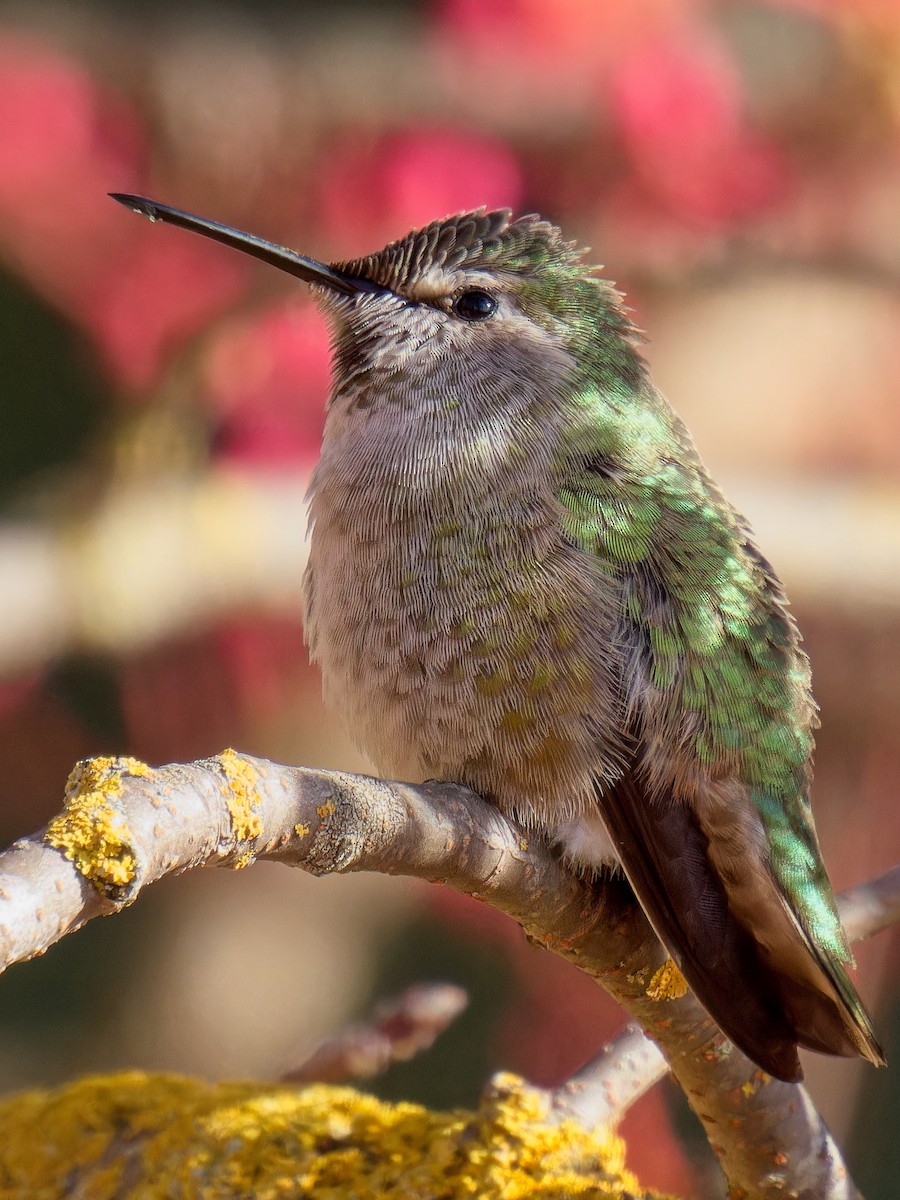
333;206;881;1074
555;371;848;936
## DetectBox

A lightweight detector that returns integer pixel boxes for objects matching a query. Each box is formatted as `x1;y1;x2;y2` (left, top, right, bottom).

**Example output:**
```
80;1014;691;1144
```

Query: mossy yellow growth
647;959;689;1002
215;748;264;866
44;756;150;896
0;1071;676;1200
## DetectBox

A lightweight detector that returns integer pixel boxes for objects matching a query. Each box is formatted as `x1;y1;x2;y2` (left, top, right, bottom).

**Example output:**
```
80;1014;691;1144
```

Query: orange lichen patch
316;801;336;819
740;1073;769;1098
647;960;689;1002
215;748;263;867
0;1072;673;1200
44;756;150;895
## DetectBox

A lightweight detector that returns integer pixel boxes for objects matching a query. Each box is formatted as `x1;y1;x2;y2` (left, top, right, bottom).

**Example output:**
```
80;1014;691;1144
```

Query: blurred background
0;0;898;1193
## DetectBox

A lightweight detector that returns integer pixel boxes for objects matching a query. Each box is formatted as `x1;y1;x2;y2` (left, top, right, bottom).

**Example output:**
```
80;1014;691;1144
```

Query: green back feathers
557;378;811;784
555;373;851;963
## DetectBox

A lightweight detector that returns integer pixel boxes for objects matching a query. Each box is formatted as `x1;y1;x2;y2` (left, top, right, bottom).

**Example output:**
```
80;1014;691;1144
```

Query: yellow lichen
647;959;689;1002
316;801;336;819
44;756;150;895
0;1072;675;1199
215;748;264;867
294;822;310;838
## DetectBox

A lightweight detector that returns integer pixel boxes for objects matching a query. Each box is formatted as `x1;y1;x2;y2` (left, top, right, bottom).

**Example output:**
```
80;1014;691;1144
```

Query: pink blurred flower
0;34;144;302
316;127;524;255
610;32;789;227
0;32;251;390
0;35;141;211
200;301;331;468
0;673;40;722
216;616;309;721
432;0;705;104
118;617;308;761
119;632;240;763
83;229;248;391
437;0;632;74
620;1089;699;1194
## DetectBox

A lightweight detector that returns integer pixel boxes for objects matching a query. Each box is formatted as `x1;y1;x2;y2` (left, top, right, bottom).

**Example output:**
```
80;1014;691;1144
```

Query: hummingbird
111;192;883;1083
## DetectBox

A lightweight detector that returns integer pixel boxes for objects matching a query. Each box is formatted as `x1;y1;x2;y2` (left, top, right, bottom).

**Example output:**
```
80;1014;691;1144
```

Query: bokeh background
0;0;898;1194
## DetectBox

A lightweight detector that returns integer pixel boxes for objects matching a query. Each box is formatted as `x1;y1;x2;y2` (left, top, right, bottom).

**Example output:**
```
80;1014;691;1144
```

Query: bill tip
109;193;159;222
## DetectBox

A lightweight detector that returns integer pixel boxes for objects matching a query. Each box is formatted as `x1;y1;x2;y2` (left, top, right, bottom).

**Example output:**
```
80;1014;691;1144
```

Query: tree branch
549;1024;666;1130
1;751;893;1198
280;982;469;1084
548;863;900;1131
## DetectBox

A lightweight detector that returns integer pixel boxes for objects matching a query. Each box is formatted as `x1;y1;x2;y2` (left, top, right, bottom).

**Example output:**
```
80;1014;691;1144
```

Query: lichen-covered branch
0;751;893;1198
548;865;900;1132
0;1070;654;1200
550;1025;666;1130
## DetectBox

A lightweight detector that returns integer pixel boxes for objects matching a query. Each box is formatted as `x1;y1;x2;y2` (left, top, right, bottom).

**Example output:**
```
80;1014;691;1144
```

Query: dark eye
452;289;498;321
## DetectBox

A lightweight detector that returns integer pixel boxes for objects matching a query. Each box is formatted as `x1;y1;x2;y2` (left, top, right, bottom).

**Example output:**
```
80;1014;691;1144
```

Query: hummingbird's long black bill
109;193;378;296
